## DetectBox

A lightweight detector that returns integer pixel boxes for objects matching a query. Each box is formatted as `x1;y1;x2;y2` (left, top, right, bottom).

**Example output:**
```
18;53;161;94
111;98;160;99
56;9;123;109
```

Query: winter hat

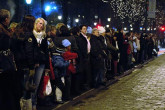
98;26;105;34
62;39;71;47
87;26;92;34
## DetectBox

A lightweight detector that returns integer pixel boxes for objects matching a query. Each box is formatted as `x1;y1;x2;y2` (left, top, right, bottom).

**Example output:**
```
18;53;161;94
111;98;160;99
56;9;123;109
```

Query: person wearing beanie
62;39;71;48
98;26;118;81
61;39;78;100
87;26;92;34
98;26;106;36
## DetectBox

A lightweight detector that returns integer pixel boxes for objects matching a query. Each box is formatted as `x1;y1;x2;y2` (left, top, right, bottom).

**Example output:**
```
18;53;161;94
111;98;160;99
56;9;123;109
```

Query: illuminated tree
110;0;146;25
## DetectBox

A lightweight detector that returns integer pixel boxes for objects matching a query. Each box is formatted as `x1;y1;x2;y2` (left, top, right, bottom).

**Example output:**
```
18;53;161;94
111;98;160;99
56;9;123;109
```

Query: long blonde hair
33;18;47;37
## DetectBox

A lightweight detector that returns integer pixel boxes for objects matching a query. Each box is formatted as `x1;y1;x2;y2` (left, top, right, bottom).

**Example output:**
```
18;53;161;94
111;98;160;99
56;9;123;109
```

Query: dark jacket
15;33;50;70
52;55;69;78
0;23;15;72
12;32;34;69
76;33;89;60
111;38;119;61
90;35;105;68
115;32;124;52
33;35;50;69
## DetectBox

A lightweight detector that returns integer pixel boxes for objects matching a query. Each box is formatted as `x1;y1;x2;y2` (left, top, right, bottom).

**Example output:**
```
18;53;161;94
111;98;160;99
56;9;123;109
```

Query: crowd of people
0;9;159;110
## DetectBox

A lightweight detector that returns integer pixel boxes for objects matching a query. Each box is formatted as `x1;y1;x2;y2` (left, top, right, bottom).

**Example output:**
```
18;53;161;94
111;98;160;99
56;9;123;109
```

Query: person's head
21;15;35;32
79;25;87;34
0;9;10;26
50;25;56;36
105;28;111;36
70;27;80;36
57;25;70;37
113;36;117;41
34;18;47;32
62;39;71;50
56;23;65;30
9;22;18;32
92;28;99;37
117;27;123;33
98;26;106;36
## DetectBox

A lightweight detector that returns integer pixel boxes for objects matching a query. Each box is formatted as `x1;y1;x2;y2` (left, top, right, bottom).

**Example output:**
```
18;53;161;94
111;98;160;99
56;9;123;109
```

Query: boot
20;98;32;110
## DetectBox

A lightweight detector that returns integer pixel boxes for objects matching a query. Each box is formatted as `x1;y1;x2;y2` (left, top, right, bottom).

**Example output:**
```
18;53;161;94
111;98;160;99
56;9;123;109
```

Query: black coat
90;35;105;68
12;32;49;70
111;39;119;61
115;32;124;52
76;33;89;60
0;23;15;72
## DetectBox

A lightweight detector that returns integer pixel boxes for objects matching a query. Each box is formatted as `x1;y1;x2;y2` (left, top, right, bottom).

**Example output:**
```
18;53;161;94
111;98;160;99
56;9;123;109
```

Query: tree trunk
62;0;68;25
41;0;46;19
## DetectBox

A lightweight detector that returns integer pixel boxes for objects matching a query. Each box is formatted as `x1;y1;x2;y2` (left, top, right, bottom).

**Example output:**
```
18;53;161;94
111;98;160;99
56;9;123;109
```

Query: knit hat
87;26;92;34
98;26;105;34
62;39;71;47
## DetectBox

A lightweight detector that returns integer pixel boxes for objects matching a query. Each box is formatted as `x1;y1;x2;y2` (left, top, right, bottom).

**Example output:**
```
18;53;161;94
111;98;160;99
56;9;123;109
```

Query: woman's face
36;19;44;32
93;30;99;37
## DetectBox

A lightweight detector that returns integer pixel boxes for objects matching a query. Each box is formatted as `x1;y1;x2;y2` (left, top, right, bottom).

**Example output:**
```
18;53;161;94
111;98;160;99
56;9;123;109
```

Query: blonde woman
31;18;50;110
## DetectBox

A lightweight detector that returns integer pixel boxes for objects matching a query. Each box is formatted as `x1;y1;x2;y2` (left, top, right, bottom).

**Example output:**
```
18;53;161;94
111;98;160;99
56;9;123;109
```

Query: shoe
56;100;64;104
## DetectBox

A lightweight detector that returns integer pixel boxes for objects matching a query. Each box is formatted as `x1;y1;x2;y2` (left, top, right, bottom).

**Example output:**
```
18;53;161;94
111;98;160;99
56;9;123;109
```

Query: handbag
39;74;52;98
45;77;52;96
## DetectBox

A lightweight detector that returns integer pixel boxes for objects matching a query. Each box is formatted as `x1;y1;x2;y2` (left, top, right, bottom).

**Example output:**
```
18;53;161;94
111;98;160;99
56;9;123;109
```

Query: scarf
33;30;45;44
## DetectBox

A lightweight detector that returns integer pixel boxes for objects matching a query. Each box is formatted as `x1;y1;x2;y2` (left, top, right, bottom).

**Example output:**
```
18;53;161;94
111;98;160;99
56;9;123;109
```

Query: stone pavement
67;55;165;110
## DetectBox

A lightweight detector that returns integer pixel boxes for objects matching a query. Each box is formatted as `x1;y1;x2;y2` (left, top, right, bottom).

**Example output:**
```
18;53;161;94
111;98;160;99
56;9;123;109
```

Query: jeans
93;68;104;87
32;64;45;106
22;69;32;99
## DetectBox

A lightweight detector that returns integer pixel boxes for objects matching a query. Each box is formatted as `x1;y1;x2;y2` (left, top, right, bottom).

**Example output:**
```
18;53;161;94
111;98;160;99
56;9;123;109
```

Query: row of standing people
0;9;158;110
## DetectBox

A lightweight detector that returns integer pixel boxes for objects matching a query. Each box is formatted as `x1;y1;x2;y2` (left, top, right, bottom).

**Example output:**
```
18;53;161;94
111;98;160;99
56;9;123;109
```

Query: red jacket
62;51;78;74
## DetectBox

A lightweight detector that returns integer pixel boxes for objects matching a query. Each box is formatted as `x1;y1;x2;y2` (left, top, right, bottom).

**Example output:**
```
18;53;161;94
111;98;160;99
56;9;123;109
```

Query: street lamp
124;27;127;31
75;18;79;26
107;18;111;22
95;15;98;19
94;22;97;26
58;16;62;20
26;0;32;14
26;0;32;4
75;18;79;23
106;25;110;28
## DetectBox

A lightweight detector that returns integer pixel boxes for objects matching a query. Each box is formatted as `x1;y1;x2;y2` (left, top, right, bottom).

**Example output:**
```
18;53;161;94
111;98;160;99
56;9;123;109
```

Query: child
62;39;78;75
61;39;78;100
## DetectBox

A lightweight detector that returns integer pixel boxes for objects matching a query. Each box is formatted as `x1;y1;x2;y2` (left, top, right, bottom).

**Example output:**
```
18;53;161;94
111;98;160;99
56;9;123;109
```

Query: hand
45;69;50;76
29;69;35;77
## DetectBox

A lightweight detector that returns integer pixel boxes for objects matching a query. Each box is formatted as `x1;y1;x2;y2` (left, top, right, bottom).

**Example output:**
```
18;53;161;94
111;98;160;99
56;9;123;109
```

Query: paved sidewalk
49;58;153;110
67;55;165;110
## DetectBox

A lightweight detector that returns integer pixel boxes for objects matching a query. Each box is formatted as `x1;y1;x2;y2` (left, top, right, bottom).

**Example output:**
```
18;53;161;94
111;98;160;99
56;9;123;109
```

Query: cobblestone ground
67;55;165;110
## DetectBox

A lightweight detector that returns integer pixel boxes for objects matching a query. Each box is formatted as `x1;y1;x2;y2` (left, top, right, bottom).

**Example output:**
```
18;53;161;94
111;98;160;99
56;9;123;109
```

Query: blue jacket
52;55;69;78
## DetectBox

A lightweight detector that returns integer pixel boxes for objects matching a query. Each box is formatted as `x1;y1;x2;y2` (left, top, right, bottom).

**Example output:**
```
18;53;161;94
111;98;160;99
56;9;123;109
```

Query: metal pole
145;0;148;33
41;0;46;19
